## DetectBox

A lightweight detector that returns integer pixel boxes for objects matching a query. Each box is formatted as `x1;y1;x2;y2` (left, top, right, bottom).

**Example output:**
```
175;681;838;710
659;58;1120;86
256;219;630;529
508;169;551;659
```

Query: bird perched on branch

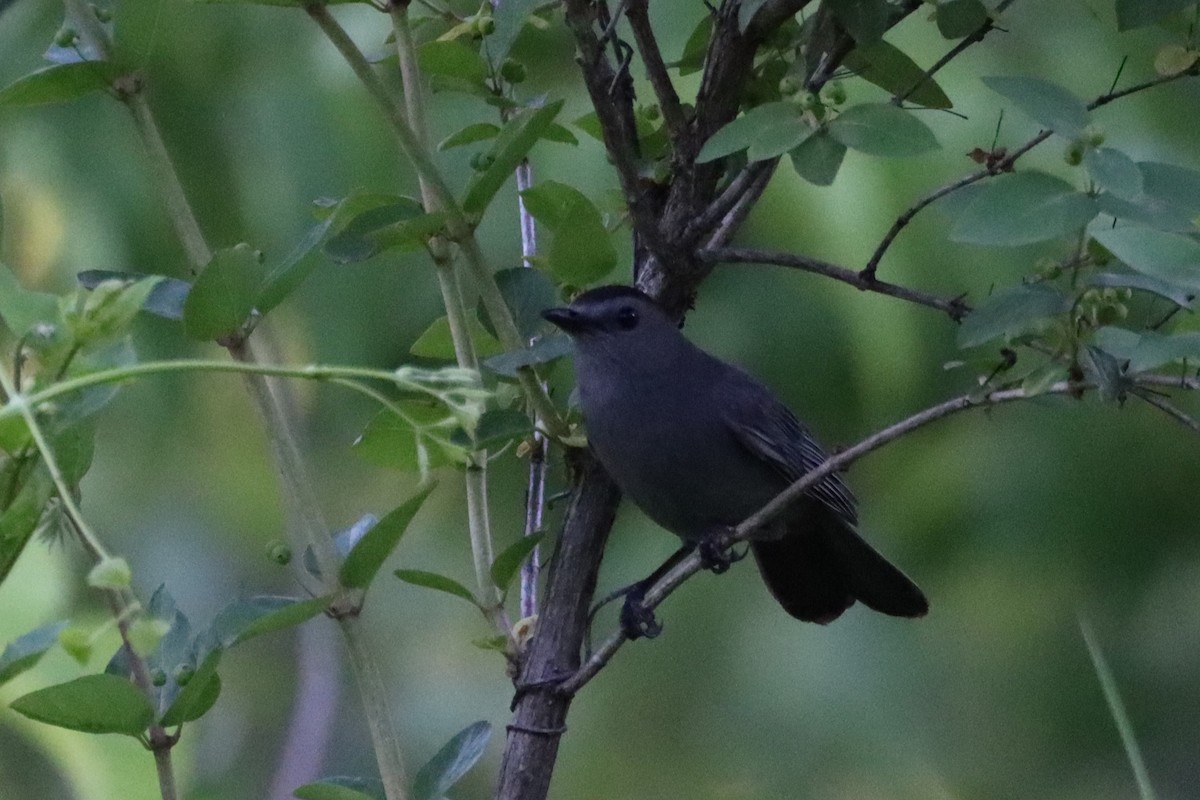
542;285;927;638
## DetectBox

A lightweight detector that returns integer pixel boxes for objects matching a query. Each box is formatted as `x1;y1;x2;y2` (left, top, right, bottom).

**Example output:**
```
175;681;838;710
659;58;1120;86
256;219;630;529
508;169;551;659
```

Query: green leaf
1096;193;1197;233
519;181;616;284
0;262;59;336
936;0;989;38
827;103;939;156
463;100;564;214
159;648;221;726
0;463;54;586
825;0;890;44
209;595;329;647
843;41;952;109
0;62;122;108
439;123;502;151
322;199;432;264
489;0;540;67
71;276;161;342
340;485;437;590
410;315;503;361
452;407;532;450
672;15;713;76
419;40;488;86
697;102;809;163
1079;345;1125;401
1116;0;1197;30
258;213;343;313
789;130;847;186
1091;227;1200;293
11;674;154;736
1139;161;1200;214
1095;327;1200;373
183;244;267;340
958;284;1071;348
294;777;384;800
77;270;192;321
478;267;558;341
412;721;492;800
981;76;1090;137
353;404;468;473
1087;272;1194;308
394;569;479;607
0;621;68;687
489;534;545;592
483;335;573;378
1085;148;1143;200
950;171;1097;246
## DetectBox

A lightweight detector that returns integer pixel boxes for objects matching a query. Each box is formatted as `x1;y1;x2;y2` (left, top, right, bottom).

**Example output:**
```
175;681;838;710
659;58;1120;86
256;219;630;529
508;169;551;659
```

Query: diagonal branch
703;246;971;320
563;372;1200;693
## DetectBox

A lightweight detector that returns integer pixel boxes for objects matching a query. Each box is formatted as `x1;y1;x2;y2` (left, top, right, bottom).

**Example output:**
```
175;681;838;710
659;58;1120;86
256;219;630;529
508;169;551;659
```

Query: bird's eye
616;306;639;330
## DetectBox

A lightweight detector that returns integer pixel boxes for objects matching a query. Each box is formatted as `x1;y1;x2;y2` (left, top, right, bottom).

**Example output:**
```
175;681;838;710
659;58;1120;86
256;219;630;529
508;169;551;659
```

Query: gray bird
542;285;927;635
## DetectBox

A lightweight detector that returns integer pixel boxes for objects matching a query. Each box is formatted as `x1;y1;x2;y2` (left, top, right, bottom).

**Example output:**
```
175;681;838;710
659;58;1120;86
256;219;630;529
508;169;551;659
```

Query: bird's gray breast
578;364;782;542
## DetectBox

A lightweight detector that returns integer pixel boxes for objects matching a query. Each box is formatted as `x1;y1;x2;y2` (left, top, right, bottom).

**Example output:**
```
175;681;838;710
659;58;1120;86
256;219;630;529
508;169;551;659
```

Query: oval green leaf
340;484;437;590
394;569;480;607
0;62;122;108
950;171;1097;246
489;533;545;592
981;75;1090;137
1092;226;1200;293
183;244;267;341
827;103;939;157
412;721;492;800
11;673;154;737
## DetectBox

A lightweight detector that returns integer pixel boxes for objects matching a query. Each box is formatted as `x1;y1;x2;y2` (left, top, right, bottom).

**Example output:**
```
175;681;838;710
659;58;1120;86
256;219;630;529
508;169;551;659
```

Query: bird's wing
717;369;858;526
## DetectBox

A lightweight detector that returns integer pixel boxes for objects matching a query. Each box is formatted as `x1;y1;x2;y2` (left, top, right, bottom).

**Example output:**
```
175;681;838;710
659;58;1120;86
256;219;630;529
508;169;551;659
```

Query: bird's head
542;285;684;371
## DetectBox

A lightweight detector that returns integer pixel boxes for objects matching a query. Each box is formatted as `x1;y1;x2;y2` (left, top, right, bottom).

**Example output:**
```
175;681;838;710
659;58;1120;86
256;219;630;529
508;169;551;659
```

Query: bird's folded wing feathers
717;374;859;526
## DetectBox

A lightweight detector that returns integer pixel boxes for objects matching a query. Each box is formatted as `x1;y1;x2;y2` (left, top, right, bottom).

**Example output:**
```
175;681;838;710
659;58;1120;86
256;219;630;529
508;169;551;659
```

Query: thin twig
626;0;688;141
1133;389;1200;435
704;160;777;249
863;61;1200;281
683;160;776;245
704;246;970;320
894;0;1020;106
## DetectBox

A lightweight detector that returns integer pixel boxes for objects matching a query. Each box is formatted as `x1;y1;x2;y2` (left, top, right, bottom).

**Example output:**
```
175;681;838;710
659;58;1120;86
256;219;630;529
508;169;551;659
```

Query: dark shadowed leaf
1095;327;1200;373
671;15;713;75
958;284;1071;348
11;674;154;737
183;244;267;340
0;62;122;107
981;76;1090;137
412;721;492;800
483;335;573;378
789;131;847;186
0;463;54;587
1079;345;1126;401
258;212;344;313
519;182;616;284
322;199;429;264
394;569;479;607
950;172;1097;245
825;0;890;44
937;0;989;38
340;484;437;589
1092;227;1200;292
0;621;68;687
463;101;564;214
828;103;939;156
490;533;545;592
844;41;952;109
478;267;558;341
490;0;540;67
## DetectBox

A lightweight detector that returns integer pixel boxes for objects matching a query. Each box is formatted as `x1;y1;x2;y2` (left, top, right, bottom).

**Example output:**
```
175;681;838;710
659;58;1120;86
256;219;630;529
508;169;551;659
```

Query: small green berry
469;152;495;171
474;15;495;36
640;104;661;121
1064;140;1085;166
1083;126;1106;148
54;27;78;48
173;663;195;686
151;668;168;687
267;540;292;566
778;76;802;97
500;58;527;84
820;81;847;106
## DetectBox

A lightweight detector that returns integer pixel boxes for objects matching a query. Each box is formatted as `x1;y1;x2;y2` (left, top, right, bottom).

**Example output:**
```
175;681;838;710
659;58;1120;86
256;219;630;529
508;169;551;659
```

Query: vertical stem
341;615;411;800
152;745;179;800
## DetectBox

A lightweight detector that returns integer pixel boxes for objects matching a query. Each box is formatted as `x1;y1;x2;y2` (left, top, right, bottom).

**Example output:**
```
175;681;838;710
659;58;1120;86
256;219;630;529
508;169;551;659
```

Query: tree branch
563;373;1199;692
626;0;687;142
703;246;970;320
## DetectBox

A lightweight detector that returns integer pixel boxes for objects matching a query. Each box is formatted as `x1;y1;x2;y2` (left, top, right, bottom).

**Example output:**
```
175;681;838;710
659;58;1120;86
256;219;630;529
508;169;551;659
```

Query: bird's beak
541;306;588;334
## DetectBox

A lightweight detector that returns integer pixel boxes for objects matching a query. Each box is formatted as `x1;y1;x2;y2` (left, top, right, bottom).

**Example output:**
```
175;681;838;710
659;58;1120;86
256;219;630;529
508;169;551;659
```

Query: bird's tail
751;521;928;624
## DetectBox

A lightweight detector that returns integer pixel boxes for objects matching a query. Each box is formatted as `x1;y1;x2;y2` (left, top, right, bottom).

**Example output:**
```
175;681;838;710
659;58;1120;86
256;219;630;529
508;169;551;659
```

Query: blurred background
1;1;1199;798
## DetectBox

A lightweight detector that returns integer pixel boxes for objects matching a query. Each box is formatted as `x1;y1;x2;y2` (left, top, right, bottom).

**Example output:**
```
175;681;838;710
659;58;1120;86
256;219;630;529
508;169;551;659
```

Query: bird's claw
619;589;663;640
698;533;747;574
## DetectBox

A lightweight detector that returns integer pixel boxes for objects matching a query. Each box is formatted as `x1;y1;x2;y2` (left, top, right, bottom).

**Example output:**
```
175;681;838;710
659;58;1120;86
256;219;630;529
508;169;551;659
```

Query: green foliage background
1;1;1199;798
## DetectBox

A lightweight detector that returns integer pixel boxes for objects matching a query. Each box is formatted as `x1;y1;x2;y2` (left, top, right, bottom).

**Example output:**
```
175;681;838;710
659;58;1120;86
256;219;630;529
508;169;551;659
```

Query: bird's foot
619;586;663;640
697;531;748;574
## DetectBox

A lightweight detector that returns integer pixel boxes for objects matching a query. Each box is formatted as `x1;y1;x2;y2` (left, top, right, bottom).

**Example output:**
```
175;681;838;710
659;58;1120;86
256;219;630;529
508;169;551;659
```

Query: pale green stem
1;366;179;800
308;3;567;437
341;615;410;800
